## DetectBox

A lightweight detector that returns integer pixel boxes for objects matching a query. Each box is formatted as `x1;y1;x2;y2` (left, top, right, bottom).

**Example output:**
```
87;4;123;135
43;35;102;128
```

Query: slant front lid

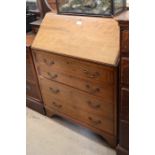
32;13;120;65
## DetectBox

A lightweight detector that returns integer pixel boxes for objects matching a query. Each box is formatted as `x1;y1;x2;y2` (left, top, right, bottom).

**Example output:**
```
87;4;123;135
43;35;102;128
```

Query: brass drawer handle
86;84;100;94
47;72;58;80
52;102;62;108
87;101;100;109
83;70;100;78
49;87;60;94
43;58;55;66
88;117;101;125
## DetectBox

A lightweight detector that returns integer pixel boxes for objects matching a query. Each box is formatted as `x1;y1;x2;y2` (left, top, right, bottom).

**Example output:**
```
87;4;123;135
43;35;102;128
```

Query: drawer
45;101;114;134
119;121;129;149
40;77;114;119
121;58;129;85
120;88;129;121
37;65;114;99
121;30;129;53
26;80;42;101
33;50;114;84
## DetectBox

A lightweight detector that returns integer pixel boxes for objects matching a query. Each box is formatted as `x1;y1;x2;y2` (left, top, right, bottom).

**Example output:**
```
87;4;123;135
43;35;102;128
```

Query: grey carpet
26;108;116;155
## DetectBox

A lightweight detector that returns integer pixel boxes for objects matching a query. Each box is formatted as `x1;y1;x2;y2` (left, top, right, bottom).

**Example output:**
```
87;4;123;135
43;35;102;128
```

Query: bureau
32;13;120;147
115;11;129;155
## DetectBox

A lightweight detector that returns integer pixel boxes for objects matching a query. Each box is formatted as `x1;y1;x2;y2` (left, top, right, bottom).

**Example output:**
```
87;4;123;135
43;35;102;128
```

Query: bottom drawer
119;121;129;149
44;99;114;135
26;81;42;101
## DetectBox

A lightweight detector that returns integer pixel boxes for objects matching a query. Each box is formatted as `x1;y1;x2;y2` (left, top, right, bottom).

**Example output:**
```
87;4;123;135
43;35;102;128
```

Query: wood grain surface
34;50;115;84
31;12;120;147
32;13;120;65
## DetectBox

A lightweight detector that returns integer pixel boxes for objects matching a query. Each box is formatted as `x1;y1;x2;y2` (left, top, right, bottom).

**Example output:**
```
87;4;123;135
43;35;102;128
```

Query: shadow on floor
48;114;109;147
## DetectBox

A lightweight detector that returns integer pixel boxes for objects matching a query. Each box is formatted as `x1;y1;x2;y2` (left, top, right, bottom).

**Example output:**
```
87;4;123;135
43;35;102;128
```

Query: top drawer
33;50;115;84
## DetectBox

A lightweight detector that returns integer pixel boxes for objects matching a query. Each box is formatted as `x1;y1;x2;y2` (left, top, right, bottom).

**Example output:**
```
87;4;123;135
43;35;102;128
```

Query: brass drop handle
47;72;58;80
88;117;101;125
52;102;62;108
87;101;100;109
43;58;55;66
83;70;99;78
49;87;60;94
86;84;100;94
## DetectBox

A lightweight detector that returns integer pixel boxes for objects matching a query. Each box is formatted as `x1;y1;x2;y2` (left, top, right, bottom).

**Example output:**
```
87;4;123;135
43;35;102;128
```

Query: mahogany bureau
32;13;120;147
26;33;45;114
115;11;129;155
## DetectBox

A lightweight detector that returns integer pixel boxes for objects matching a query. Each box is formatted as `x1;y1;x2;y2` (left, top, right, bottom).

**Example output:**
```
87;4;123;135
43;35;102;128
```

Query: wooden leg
45;108;55;117
45;107;117;148
101;134;117;148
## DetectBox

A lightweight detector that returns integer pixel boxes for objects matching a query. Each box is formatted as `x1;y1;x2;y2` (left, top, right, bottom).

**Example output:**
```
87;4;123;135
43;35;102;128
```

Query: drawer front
120;88;129;121
119;121;129;150
33;50;114;84
121;30;129;53
121;58;129;85
45;100;114;134
26;81;42;101
39;77;114;119
37;65;114;100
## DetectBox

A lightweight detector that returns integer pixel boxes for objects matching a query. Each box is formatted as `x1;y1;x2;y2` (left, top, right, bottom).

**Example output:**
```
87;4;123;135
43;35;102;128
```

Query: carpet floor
26;108;116;155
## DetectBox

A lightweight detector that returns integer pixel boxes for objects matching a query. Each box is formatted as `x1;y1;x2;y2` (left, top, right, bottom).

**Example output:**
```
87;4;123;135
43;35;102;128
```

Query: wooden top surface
26;32;35;47
32;13;120;65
